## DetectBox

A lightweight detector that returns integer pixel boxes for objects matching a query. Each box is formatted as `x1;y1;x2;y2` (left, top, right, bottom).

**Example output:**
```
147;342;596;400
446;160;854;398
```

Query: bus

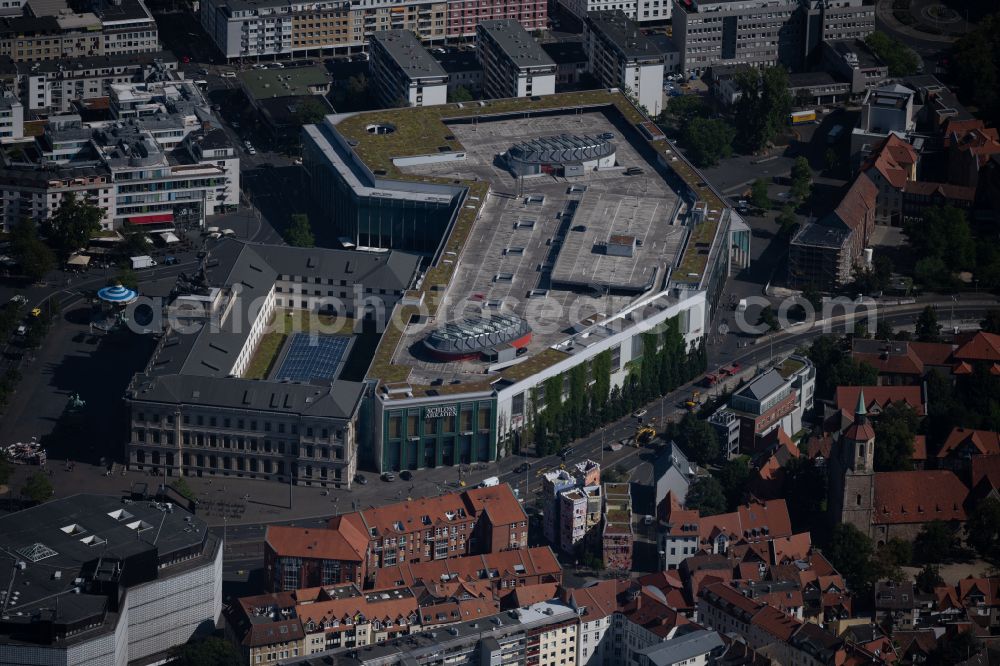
789;110;817;125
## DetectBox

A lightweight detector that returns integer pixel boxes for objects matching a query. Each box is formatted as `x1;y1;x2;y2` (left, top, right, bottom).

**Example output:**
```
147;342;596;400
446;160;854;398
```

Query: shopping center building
302;91;749;473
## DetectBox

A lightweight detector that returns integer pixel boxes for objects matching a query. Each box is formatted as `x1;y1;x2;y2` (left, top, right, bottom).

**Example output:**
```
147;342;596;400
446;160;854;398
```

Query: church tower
829;390;876;537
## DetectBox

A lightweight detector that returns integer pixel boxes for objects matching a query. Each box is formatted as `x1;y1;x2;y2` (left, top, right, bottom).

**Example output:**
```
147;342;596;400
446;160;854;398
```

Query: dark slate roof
585;10;663;60
478;19;555;69
255;242;420;292
0;494;210;632
734;369;787;402
540;40;588;65
132;373;364;419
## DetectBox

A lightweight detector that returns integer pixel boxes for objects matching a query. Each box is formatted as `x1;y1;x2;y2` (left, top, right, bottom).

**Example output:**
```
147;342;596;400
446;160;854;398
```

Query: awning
129;213;174;225
67;254;91;266
160;231;180;244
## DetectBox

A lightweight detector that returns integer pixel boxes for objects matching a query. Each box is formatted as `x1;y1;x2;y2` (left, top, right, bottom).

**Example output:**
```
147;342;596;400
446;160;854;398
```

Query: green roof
329;90;727;393
238;65;330;100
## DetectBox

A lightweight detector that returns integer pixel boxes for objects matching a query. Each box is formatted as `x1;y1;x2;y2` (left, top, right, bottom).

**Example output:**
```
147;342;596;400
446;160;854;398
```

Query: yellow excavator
634;426;657;447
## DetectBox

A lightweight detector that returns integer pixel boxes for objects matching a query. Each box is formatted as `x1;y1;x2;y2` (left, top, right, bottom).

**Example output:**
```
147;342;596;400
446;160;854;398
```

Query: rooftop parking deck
390;111;688;386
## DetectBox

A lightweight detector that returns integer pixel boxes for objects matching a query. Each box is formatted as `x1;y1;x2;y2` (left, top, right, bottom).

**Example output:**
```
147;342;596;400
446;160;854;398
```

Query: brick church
828;390;970;543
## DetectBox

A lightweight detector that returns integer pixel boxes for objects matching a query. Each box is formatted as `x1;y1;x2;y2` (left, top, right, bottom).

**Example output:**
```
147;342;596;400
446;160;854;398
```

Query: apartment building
446;0;546;40
477;19;555;99
0;494;222;666
0;73;238;231
21;51;177;114
602;482;633;572
200;0;448;60
0;0;158;63
672;0;874;75
560;0;671;23
584;10;664;116
265;485;529;590
721;355;815;451
369;29;447;107
542;469;577;545
0;85;21;140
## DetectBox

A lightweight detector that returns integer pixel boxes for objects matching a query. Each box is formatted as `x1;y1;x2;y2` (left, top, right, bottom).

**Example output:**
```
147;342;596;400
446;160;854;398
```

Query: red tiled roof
835;386;925;416
562;579;627;622
769;532;812;564
971;455;1000;489
751;605;801;641
866;134;917;189
902;180;976;201
957;577;997;606
944;119;1000;166
954;332;1000;363
908;341;955;367
370;546;562;591
873;471;969;525
298;593;418;629
913;435;928;462
266;525;365;562
505;583;558;609
699;499;793;544
833;172;878;232
938;428;1000;458
463;485;529;526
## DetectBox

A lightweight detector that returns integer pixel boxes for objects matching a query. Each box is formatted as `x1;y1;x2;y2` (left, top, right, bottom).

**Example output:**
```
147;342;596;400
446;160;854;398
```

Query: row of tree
663;65;793;168
523;317;706;456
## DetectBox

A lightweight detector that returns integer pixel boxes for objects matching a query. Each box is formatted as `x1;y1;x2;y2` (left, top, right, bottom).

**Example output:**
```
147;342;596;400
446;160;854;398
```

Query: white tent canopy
160;231;180;244
67;254;91;267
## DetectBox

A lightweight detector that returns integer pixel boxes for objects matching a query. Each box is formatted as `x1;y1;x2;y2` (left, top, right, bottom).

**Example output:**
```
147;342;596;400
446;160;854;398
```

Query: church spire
854;389;867;423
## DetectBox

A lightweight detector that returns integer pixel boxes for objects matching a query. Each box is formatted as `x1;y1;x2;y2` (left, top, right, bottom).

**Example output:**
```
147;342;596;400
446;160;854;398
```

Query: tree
756;305;778;332
11;218;55;282
966;497;1000;560
602;465;629;484
448;86;474;103
950;15;1000;126
285;214;314;247
714;458;749;510
173;477;197;503
781;456;827;532
980;309;1000;334
685;476;727;516
825;522;876;593
808;334;879;399
114;269;139;292
914;256;952;291
733;65;792;153
914;520;955;563
915;305;942;342
865;31;921;77
20;471;53;504
171;636;242;666
914;563;944;593
660;95;709;130
750;178;770;210
675;412;720;464
790;156;812;203
927;630;983;666
120;222;151;256
293;97;329;126
41;194;103;257
873;403;919;471
681;117;735;167
776;205;798;238
0;454;11;486
824;147;838;172
906;206;976;275
875;320;894;340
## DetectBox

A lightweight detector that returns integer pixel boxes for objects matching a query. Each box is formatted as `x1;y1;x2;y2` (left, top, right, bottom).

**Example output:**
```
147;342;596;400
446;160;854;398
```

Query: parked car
513;462;531;474
163;255;177;265
381;472;396;482
354;473;368;485
400;470;412;481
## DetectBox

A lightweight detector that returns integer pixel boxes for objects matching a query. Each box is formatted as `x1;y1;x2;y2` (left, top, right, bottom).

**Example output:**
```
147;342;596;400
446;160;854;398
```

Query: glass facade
381;399;496;471
303;127;458;254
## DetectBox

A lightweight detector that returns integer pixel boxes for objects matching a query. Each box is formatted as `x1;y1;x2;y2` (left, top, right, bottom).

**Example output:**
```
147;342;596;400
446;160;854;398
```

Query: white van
479;476;500;488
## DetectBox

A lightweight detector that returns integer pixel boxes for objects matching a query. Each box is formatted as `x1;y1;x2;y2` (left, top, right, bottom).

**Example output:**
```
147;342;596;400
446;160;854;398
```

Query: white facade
25;55;179;114
584;12;664;117
369;30;449;108
0;539;221;666
560;0;670;23
477;20;557;100
0;91;23;141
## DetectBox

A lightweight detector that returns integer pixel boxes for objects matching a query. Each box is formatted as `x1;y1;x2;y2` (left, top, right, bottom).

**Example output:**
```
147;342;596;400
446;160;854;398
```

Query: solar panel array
275;333;352;382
